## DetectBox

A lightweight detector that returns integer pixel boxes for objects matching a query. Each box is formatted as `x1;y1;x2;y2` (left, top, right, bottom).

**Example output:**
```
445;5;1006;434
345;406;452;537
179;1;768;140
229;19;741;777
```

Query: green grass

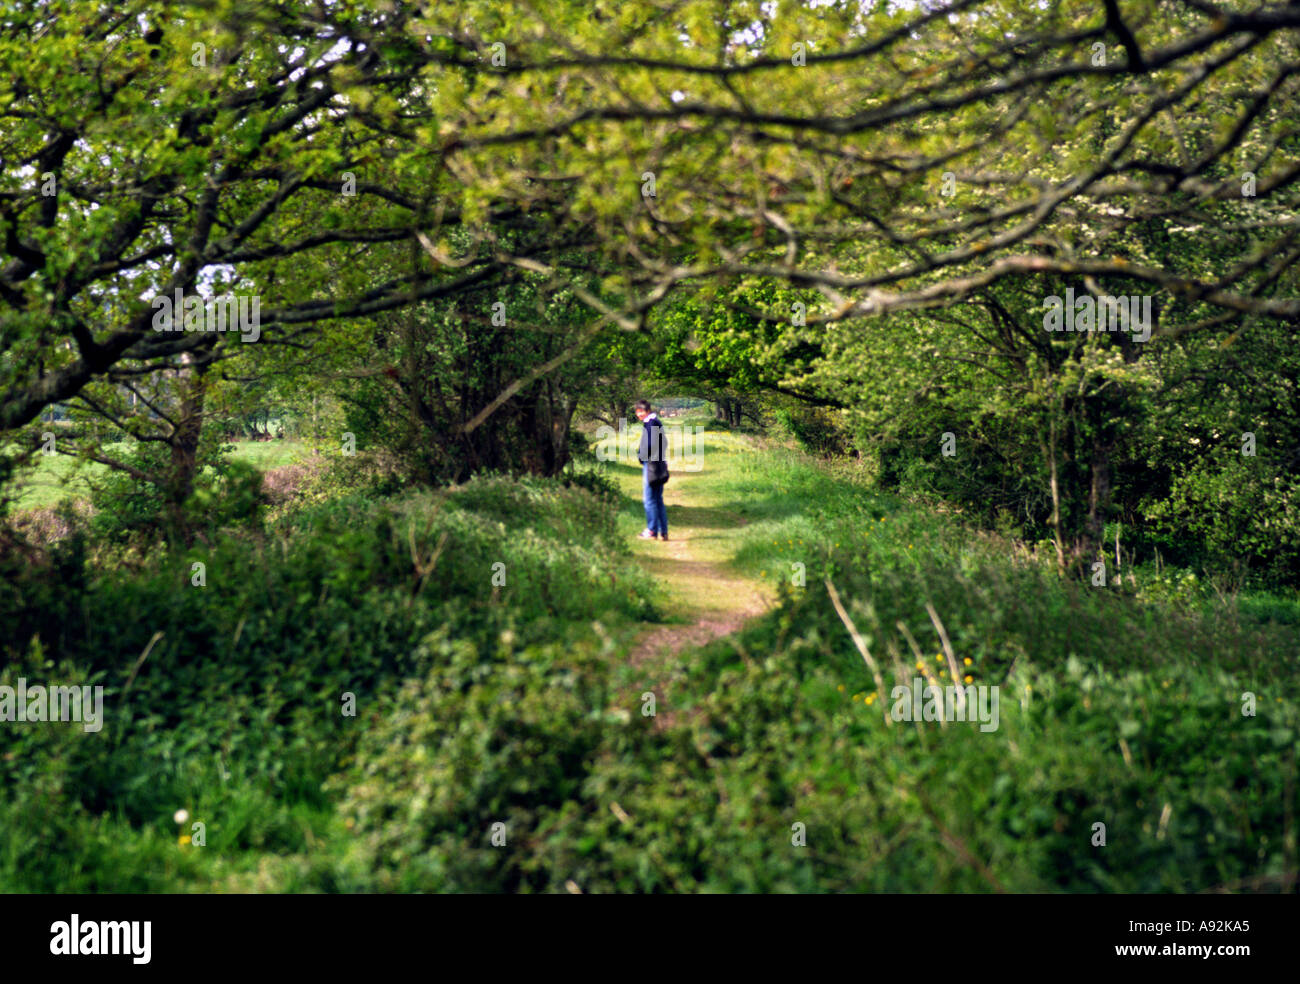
570;424;1299;891
226;440;310;471
625;436;1300;891
2;426;1297;892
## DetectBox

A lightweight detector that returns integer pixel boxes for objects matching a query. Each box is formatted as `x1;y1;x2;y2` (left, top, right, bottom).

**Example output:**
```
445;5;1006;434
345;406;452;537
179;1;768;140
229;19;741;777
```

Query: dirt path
626;534;768;666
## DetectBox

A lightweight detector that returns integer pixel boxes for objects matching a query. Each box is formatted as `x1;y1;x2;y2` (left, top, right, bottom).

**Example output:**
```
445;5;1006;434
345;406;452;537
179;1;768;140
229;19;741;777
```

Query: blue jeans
643;467;668;536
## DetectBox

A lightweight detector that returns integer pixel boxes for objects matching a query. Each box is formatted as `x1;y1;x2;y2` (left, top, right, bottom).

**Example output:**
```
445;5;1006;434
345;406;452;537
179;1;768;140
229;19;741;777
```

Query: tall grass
2;431;1296;891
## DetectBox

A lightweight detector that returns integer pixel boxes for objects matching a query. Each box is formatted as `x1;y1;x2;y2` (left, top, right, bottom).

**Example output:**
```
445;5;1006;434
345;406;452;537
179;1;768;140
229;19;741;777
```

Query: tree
6;0;1300;537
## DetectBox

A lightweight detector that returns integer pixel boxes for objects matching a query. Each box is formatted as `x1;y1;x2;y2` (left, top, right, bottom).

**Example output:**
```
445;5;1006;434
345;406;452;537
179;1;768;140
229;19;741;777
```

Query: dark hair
634;399;652;412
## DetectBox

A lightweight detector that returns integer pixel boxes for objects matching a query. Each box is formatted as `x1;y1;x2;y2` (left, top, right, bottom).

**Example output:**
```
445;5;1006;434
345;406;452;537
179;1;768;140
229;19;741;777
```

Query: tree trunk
163;355;209;542
1044;419;1067;575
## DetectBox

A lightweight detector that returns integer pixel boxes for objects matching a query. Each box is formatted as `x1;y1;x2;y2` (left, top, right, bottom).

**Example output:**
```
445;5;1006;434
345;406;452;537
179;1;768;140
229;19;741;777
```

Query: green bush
773;406;854;456
0;475;656;891
87;434;262;543
1145;451;1300;589
87;441;173;540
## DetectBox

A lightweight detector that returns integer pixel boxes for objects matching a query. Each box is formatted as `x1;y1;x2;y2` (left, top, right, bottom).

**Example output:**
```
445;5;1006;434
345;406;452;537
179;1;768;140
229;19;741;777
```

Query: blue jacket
638;414;670;485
